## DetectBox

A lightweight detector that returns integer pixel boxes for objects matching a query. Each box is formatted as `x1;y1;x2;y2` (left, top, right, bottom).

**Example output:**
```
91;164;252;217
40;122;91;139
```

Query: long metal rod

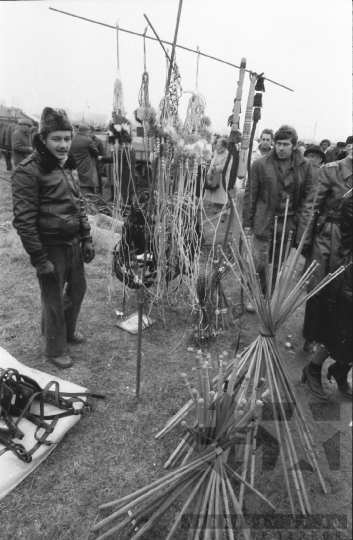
48;7;294;92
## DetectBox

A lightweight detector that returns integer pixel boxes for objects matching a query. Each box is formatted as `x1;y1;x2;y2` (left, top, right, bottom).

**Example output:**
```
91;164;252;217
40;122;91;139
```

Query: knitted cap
346;136;353;145
39;107;73;136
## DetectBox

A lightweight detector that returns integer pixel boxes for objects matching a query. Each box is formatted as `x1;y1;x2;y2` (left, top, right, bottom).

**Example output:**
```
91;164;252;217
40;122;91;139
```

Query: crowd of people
8;105;352;402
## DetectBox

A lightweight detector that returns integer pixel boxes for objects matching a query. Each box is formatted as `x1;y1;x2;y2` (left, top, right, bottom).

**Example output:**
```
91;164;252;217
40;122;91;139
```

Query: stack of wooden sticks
92;350;274;540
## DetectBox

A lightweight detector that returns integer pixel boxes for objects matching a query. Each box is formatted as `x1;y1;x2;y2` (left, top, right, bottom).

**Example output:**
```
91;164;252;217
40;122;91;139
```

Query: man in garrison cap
11;107;95;368
298;137;352;396
11;118;33;167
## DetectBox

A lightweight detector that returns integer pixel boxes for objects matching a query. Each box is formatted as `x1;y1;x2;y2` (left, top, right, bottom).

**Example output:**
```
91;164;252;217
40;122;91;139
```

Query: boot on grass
301;364;328;400
327;363;352;399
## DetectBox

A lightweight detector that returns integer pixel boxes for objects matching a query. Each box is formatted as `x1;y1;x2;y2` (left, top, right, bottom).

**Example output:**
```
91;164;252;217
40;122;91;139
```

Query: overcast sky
0;0;351;143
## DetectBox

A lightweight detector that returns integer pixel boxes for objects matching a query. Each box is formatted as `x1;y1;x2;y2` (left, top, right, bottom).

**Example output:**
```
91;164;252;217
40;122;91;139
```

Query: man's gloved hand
36;260;56;281
82;241;95;263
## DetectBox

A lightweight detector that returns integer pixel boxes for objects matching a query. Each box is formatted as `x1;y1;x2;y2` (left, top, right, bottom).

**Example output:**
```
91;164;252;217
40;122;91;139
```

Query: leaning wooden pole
223;57;246;249
166;0;183;91
235;72;258;199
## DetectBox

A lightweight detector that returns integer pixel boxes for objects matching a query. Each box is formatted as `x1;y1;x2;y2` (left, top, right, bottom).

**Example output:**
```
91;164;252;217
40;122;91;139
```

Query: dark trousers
303;294;320;341
39;243;87;357
5;150;12;171
252;217;296;295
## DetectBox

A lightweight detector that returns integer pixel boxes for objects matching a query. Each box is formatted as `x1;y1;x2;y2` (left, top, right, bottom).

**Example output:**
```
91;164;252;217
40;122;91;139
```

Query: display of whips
92;353;275;540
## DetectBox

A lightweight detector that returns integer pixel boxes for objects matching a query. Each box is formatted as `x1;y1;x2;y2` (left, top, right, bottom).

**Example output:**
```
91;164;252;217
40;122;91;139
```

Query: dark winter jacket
243;148;313;240
11;134;91;266
90;134;105;176
70;133;99;187
11;128;33;166
297;157;353;245
323;148;335;164
0;122;19;150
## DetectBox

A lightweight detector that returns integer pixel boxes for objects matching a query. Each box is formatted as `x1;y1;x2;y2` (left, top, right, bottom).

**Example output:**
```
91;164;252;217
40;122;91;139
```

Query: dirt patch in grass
0;159;351;540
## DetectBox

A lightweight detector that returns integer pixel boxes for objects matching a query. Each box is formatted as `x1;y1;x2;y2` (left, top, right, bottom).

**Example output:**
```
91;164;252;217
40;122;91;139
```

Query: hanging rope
113;22;125;114
138;28;150;108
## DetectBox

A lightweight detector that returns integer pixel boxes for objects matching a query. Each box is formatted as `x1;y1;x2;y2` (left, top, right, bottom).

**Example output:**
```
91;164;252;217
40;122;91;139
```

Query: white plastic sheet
0;347;87;500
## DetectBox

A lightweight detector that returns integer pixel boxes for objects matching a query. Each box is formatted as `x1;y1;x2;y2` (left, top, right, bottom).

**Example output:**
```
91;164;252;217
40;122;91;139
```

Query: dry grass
0;159;351;540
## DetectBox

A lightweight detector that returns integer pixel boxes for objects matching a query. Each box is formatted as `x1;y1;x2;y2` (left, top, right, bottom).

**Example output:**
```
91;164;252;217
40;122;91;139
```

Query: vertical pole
136;285;144;398
235;72;258;193
165;0;183;92
223;58;247;249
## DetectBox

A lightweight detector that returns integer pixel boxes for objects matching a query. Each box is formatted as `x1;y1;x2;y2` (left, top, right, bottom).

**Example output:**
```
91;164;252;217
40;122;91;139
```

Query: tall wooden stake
135;286;144;398
166;0;183;92
223;57;246;249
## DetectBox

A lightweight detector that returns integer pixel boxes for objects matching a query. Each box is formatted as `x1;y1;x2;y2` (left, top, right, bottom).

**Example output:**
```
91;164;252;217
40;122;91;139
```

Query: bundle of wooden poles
92;352;275;540
154;193;346;522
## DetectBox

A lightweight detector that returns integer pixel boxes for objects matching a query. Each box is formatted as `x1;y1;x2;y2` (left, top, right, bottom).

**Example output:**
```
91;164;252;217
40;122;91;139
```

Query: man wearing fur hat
11;118;33;167
11;107;95;368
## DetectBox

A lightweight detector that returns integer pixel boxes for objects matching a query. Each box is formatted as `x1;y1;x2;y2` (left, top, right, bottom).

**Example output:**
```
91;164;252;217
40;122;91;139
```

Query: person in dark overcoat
11;108;95;368
70;124;99;196
303;145;325;187
89;126;105;195
11;118;33;167
301;186;352;399
298;136;353;353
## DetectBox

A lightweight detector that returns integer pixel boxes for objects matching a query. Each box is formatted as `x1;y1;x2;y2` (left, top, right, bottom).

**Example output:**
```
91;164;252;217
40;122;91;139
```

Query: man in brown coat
11;118;33;167
243;125;313;310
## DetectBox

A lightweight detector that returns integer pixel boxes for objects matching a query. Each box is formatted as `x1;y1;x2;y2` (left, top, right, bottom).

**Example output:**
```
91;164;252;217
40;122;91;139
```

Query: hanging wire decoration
184;48;211;135
112;21;125;115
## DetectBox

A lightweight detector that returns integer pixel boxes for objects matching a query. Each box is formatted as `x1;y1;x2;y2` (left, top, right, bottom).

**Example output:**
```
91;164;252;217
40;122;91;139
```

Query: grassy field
0;158;351;540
